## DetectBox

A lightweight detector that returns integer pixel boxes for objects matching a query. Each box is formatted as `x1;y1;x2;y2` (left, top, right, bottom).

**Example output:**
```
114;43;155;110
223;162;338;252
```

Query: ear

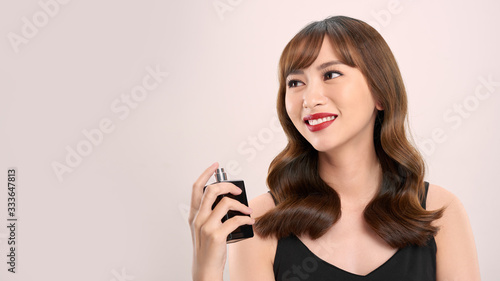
375;100;384;111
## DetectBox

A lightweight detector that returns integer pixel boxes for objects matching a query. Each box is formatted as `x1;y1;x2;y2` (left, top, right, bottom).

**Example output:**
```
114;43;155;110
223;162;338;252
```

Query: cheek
284;95;296;118
344;84;376;111
284;95;304;130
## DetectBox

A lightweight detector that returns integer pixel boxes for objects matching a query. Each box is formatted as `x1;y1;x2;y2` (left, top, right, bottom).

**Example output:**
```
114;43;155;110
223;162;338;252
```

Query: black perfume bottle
205;168;254;243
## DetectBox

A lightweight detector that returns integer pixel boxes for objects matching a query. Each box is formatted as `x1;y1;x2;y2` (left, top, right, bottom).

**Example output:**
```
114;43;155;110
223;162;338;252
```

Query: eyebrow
317;60;344;70
288;60;344;76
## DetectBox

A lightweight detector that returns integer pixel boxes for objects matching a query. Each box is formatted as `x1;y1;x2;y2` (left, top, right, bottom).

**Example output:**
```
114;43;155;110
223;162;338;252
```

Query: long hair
254;16;443;248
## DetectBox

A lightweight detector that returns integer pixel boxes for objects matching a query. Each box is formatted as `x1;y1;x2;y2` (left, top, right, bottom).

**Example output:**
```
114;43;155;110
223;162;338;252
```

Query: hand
189;162;254;281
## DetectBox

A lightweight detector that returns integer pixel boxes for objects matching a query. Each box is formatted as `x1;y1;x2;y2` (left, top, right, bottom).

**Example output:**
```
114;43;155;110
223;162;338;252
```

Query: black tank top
273;182;436;281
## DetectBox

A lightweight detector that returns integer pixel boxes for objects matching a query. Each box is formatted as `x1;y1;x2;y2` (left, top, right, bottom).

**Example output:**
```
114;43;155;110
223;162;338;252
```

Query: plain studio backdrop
0;0;499;280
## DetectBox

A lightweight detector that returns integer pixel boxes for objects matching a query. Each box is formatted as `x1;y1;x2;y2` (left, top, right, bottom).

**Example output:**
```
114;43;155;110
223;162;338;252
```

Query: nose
302;82;327;109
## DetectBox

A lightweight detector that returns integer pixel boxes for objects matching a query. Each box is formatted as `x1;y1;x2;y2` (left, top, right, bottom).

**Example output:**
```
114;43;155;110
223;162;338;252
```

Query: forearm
193;271;224;281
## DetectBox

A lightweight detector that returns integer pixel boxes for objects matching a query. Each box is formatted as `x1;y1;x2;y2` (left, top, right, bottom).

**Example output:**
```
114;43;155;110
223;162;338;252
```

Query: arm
228;193;276;281
427;184;481;281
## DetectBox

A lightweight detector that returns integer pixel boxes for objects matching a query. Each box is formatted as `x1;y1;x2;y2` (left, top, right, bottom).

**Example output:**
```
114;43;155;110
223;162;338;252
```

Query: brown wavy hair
254;16;443;248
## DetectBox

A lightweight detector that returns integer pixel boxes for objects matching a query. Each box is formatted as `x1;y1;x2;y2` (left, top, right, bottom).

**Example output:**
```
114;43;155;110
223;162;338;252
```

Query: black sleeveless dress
273;182;436;281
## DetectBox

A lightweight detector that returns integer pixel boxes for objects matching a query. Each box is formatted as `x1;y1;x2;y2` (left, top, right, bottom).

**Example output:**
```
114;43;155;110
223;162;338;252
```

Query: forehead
287;38;344;76
314;37;339;65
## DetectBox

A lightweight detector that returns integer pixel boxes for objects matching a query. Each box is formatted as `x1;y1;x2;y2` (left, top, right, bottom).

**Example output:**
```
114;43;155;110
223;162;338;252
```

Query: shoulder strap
268;191;278;206
421;181;429;210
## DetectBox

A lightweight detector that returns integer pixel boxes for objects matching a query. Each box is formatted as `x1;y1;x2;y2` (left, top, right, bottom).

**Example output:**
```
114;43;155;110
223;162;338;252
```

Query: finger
193;182;246;246
199;212;255;245
217;215;255;238
198;182;243;219
189;162;219;222
208;196;253;224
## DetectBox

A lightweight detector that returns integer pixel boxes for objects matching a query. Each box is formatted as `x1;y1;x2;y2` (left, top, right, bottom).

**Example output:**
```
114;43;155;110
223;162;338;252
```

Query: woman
189;16;480;280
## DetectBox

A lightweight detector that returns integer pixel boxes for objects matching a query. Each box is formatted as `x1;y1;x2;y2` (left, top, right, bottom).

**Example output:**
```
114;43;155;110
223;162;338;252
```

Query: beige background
1;0;499;280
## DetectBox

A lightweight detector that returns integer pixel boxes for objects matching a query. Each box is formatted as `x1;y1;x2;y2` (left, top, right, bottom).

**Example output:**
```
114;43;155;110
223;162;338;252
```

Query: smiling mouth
303;113;338;132
306;115;336;125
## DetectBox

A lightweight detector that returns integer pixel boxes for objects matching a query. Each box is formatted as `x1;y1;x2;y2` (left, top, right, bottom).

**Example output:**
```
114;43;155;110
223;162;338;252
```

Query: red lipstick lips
303;113;337;132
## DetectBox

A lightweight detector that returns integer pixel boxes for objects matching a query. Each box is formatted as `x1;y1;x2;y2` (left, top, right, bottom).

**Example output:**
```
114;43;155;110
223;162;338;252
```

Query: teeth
308;116;336;125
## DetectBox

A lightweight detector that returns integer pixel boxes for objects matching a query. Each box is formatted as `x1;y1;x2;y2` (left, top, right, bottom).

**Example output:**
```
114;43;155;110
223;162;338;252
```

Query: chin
308;141;338;153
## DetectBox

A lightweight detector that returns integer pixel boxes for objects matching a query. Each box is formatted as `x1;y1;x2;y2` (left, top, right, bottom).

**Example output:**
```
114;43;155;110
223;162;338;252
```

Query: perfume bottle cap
215;168;228;182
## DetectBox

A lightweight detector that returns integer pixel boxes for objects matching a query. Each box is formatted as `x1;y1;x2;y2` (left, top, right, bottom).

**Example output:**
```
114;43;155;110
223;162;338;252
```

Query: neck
318;138;382;207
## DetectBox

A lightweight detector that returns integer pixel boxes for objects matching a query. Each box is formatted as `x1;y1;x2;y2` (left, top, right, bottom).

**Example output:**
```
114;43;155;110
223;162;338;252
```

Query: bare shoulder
426;183;481;281
228;192;277;281
426;183;470;238
426;183;458;211
249;192;276;217
426;183;473;233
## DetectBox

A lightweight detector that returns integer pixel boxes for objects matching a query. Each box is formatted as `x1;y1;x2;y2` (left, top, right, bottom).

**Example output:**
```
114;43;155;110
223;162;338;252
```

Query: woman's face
285;37;382;153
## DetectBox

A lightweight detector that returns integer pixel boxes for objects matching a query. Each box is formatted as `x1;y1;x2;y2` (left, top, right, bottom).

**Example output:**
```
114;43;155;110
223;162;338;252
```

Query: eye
324;71;342;80
287;80;305;88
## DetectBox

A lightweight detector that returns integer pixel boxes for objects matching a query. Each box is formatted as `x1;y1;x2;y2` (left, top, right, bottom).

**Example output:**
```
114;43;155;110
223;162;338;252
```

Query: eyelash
323;69;343;80
287;69;343;88
287;80;303;88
